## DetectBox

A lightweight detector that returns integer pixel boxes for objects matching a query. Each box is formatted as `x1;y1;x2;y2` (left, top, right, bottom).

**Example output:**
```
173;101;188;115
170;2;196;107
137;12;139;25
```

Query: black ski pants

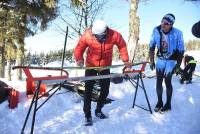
83;69;110;117
156;69;173;106
183;63;196;80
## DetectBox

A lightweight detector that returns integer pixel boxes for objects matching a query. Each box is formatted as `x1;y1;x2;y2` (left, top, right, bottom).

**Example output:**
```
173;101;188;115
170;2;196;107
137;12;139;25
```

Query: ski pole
61;26;68;76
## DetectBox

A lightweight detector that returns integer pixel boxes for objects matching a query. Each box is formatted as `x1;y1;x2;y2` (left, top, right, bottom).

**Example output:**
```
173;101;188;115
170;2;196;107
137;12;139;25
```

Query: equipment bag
8;89;19;109
0;81;10;104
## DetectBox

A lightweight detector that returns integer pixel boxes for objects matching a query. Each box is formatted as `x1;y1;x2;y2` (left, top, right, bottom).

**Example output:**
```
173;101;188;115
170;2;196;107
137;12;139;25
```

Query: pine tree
0;0;59;79
24;50;32;65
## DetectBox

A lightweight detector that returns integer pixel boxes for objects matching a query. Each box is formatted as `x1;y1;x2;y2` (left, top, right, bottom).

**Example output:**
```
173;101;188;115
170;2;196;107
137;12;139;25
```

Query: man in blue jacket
149;13;185;113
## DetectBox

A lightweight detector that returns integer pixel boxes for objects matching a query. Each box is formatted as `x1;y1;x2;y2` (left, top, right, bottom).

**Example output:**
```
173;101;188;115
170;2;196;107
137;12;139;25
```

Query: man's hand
124;61;133;68
76;60;84;67
149;62;155;70
174;64;181;75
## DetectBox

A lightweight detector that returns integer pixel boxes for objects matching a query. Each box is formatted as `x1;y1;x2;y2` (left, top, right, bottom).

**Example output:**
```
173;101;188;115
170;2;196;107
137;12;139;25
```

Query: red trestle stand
123;62;152;114
20;67;69;134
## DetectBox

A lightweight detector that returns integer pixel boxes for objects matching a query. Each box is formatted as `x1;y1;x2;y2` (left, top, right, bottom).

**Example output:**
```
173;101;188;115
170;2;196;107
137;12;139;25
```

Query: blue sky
25;0;200;53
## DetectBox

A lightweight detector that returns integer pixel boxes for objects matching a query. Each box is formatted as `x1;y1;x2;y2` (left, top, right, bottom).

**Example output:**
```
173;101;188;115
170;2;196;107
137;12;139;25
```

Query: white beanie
92;20;107;35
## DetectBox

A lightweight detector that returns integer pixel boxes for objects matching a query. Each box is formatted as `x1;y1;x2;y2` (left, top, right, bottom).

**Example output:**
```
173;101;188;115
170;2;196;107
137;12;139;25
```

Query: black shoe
85;117;93;126
160;104;171;114
154;102;163;112
180;78;184;84
95;110;108;119
186;80;192;84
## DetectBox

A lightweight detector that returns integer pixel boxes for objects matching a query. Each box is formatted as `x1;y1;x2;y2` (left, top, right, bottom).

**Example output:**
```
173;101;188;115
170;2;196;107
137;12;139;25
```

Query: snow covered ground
0;52;200;134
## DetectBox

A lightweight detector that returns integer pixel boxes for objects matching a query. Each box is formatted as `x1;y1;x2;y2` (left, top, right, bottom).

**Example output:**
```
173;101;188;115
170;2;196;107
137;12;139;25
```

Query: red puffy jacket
74;28;129;67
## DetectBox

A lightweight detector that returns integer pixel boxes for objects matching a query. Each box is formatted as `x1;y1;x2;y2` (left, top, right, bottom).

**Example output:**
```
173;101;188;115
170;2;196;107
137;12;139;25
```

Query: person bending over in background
180;54;197;84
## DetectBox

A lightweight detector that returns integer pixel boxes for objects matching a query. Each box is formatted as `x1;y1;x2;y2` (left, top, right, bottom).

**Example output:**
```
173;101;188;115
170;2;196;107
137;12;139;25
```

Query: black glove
174;64;181;75
76;60;84;67
150;62;155;70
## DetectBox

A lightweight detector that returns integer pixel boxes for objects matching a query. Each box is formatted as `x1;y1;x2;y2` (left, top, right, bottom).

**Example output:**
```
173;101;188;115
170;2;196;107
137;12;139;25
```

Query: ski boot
95;109;108;119
160;103;171;114
180;78;184;84
186;77;192;84
85;116;93;126
154;101;163;112
186;80;192;84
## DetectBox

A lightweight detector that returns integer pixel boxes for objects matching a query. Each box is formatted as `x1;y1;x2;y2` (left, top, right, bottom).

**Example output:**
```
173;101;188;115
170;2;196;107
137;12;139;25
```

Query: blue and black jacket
149;25;185;65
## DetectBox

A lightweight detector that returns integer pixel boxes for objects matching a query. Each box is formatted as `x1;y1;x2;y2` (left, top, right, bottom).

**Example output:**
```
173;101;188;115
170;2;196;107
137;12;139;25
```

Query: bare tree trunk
17;43;24;80
6;45;13;81
0;42;5;78
128;0;140;62
7;59;11;81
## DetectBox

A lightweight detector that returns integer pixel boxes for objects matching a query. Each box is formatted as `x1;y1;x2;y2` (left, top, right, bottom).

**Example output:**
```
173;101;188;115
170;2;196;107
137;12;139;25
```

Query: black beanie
162;13;175;25
192;21;200;38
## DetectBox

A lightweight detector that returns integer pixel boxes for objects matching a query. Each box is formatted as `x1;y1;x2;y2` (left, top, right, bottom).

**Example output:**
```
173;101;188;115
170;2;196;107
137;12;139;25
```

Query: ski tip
84;123;93;126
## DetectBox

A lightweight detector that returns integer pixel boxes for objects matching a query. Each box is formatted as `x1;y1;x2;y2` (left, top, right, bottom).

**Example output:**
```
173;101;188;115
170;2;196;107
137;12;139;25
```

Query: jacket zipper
99;42;104;66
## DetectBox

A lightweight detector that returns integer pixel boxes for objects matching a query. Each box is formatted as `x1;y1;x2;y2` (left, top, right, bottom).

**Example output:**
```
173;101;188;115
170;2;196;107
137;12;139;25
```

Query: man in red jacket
74;20;131;126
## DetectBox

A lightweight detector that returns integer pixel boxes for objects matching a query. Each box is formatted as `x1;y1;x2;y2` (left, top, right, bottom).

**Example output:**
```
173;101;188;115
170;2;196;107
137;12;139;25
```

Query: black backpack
0;81;10;104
